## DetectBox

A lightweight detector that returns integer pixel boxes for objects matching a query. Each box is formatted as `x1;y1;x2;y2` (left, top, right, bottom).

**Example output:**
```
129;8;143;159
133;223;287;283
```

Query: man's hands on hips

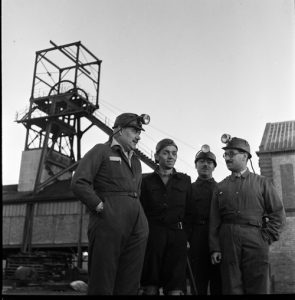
211;251;222;265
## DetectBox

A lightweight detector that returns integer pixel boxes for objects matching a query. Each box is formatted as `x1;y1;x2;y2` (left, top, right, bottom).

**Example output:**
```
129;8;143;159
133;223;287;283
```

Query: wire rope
98;97;197;170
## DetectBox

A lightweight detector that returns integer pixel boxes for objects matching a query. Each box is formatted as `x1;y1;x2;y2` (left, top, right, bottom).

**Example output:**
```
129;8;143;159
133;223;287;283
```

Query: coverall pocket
260;228;271;245
108;160;125;178
217;190;228;210
88;212;104;237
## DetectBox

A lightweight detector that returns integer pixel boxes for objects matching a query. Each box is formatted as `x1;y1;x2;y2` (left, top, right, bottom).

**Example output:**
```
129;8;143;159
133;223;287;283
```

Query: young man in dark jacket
140;138;192;295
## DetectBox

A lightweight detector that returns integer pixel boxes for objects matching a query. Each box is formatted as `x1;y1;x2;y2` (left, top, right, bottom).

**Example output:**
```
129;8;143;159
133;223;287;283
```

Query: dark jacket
191;178;217;225
140;169;192;228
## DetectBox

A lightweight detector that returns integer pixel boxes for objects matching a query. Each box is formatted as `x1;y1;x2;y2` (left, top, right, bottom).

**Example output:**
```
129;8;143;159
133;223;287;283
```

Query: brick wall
257;151;295;294
268;152;295;294
272;152;295;209
270;217;295;294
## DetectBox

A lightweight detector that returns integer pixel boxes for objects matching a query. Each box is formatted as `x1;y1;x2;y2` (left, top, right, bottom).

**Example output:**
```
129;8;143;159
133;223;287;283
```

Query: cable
100;98;198;151
97;97;198;168
249;158;256;174
40;60;56;85
149;124;198;152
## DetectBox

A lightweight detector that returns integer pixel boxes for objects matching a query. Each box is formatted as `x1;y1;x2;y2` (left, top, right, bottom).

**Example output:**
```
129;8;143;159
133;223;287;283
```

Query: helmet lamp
221;134;232;144
140;114;150;125
201;144;210;153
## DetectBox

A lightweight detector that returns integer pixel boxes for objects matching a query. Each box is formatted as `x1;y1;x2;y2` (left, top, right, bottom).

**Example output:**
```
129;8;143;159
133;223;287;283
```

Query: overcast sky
2;0;295;185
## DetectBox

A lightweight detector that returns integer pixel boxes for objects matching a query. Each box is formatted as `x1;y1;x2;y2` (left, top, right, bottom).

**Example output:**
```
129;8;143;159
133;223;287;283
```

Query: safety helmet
194;144;217;167
221;134;252;158
113;113;150;131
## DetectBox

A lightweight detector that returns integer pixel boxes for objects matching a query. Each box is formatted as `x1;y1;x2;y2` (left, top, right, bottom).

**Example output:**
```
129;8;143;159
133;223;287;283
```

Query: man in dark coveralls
209;135;286;294
140;138;192;295
188;145;221;295
71;113;150;295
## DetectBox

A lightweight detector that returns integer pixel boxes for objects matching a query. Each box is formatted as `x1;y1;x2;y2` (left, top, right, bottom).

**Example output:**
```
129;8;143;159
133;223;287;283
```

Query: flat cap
156;138;178;153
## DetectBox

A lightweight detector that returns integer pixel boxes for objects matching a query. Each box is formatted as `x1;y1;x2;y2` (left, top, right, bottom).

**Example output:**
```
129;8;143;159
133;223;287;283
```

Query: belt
193;220;208;225
176;221;183;230
222;217;261;228
152;220;183;230
97;191;139;198
166;221;183;230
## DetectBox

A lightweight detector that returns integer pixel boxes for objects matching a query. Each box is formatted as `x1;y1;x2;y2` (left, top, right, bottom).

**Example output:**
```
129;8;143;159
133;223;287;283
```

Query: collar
155;166;175;177
196;177;215;183
111;138;134;159
231;168;249;179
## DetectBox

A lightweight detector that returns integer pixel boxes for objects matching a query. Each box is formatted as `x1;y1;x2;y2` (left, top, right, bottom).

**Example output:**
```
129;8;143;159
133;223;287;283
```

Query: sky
2;0;295;185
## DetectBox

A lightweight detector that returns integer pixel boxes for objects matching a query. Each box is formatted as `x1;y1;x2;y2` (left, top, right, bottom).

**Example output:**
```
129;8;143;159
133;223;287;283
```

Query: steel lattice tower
17;41;102;194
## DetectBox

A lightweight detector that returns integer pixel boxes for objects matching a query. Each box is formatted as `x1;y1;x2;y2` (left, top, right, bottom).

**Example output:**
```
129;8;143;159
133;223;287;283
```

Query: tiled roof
258;120;295;153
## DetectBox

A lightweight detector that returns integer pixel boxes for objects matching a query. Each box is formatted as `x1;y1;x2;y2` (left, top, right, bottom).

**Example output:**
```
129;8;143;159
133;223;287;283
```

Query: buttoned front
191;178;216;224
209;169;286;252
140;171;191;227
140;169;191;294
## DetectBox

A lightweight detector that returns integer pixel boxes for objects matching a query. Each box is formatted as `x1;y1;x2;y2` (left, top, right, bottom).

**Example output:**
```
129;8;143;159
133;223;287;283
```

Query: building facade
256;120;295;294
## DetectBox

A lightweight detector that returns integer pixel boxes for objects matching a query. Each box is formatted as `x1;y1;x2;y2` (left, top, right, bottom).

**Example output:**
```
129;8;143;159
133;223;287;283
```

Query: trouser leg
87;220;120;295
189;226;211;295
242;227;270;294
220;225;243;295
162;230;187;294
141;224;167;288
209;264;222;295
114;208;149;295
220;225;270;295
191;258;210;295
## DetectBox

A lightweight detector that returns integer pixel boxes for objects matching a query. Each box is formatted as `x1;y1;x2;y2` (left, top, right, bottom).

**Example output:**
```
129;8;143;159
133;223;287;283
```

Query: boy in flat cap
140;138;192;295
71;113;150;295
209;135;286;294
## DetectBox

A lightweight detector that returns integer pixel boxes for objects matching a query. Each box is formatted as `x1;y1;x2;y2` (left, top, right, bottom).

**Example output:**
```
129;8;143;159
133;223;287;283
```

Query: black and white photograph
2;0;295;295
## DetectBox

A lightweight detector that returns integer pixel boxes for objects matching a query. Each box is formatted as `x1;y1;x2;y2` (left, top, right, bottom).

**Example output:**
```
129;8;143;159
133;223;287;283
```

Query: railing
15;96;156;163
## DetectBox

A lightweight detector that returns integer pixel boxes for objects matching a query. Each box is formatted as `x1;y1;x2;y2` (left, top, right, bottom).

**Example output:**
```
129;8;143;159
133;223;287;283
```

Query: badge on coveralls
109;156;122;163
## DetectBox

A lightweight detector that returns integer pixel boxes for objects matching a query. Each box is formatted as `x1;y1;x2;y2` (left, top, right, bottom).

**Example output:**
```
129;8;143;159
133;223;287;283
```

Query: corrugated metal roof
258;120;295;152
2;180;76;203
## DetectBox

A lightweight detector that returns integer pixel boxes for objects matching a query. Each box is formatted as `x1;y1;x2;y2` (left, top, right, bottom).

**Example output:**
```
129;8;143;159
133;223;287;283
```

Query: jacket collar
110;138;134;159
196;177;215;183
154;167;184;179
230;168;250;180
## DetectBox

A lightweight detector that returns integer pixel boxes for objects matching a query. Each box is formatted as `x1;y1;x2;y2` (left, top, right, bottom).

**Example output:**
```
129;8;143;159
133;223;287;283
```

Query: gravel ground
2;280;87;296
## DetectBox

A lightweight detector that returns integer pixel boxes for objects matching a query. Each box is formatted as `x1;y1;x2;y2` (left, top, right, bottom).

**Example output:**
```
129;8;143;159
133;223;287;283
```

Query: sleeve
261;178;286;244
209;186;222;253
139;177;147;211
71;144;104;212
136;159;143;197
183;177;193;241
